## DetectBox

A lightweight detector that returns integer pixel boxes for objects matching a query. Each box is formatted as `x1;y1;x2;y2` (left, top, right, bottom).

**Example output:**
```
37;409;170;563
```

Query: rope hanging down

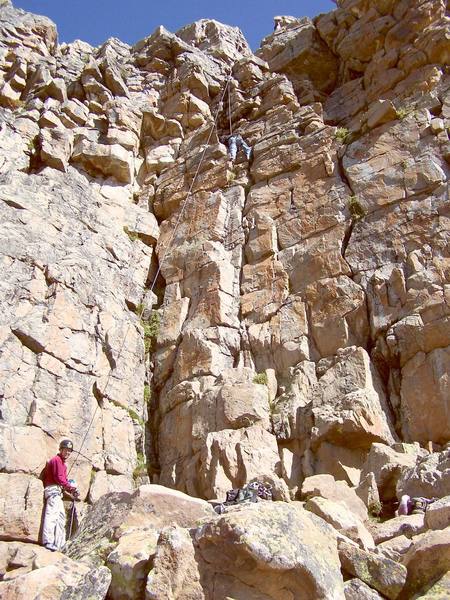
68;72;233;476
228;75;233;136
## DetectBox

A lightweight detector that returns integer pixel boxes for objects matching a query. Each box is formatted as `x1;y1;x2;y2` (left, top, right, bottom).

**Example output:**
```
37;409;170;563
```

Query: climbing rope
228;75;233;136
68;72;233;476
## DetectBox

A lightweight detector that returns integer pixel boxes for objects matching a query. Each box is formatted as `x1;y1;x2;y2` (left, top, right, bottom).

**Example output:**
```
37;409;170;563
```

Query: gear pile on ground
0;0;449;598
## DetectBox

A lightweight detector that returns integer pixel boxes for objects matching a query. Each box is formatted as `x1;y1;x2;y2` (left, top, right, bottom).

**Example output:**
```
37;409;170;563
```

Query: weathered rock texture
0;0;450;598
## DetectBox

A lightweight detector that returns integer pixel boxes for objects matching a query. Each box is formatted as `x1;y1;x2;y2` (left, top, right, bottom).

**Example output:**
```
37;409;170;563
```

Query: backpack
38;461;48;484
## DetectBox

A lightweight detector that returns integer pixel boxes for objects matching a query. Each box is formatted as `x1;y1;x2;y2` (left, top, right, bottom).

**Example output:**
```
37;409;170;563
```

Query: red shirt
43;454;75;492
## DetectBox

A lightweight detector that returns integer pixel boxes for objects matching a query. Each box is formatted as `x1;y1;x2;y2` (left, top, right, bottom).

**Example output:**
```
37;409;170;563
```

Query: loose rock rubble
0;0;449;597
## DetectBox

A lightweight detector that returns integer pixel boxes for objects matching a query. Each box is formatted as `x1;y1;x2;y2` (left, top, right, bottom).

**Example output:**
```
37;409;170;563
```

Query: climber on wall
41;439;79;551
226;133;252;162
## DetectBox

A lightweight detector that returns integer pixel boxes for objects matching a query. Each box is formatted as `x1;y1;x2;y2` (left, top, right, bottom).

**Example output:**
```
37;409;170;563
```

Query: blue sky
14;1;336;50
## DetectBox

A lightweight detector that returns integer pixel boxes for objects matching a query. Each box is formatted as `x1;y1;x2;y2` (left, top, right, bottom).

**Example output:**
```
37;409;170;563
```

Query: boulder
339;541;407;600
106;527;159;600
147;502;345;599
0;541;111;599
369;513;425;545
257;17;338;97
39;127;73;171
400;528;450;599
66;485;215;567
356;472;381;514
413;570;450;599
301;474;368;521
424;496;450;531
305;496;375;550
377;535;414;563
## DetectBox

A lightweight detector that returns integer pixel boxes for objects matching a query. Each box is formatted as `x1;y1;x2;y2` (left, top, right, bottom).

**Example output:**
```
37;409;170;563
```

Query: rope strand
68;73;232;476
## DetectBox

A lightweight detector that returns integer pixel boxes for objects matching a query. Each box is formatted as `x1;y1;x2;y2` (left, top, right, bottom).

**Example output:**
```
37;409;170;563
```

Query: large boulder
106;528;159;600
301;474;368;521
339;541;407;600
305;496;374;549
257;17;338;99
400;527;450;599
66;485;215;567
147;502;345;599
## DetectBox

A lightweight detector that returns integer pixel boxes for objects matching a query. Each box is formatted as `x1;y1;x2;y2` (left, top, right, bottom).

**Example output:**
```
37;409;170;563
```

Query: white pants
42;486;66;550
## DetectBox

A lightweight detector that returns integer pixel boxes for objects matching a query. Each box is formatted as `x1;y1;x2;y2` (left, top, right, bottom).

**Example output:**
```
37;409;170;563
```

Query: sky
13;1;336;50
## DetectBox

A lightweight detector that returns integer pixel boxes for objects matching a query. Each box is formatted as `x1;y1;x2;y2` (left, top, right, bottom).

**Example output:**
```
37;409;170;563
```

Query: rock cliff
0;0;449;598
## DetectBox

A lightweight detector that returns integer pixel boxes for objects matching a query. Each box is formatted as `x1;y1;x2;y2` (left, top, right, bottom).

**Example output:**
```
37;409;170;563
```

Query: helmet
59;439;74;451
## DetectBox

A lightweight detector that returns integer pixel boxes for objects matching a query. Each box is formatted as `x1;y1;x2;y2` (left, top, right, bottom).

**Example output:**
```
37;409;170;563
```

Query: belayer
41;439;79;551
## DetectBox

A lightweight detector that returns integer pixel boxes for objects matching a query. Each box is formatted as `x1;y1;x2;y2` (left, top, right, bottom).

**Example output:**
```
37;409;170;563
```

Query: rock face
0;0;450;598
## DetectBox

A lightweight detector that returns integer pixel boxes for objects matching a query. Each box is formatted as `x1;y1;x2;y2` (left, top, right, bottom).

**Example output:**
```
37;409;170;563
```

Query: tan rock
343;118;446;212
401;527;450;598
305;278;369;357
71;139;133;183
312;347;396;451
0;558;111;599
61;99;89;126
244;212;277;264
66;484;215;568
397;450;450;500
0;474;43;542
339;541;407;600
400;347;450;444
148;502;346;600
424;496;450;532
344;578;385;600
258;17;338;96
88;470;134;504
356;472;381;513
369;514;425;545
301;474;368;522
198;425;284;501
305;496;375;549
377;535;414;563
40;126;73;171
176;19;251;64
366;99;397;129
248;298;311;375
413;570;450;599
0;541;61;580
241;258;289;324
107;527;159;600
145;527;202;600
361;443;420;502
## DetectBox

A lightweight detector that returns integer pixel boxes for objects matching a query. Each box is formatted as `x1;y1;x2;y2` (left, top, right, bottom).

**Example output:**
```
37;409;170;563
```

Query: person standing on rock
227;133;252;162
41;439;79;551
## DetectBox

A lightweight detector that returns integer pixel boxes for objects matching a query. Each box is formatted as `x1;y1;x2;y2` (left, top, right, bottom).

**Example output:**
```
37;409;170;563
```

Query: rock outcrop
0;0;449;598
